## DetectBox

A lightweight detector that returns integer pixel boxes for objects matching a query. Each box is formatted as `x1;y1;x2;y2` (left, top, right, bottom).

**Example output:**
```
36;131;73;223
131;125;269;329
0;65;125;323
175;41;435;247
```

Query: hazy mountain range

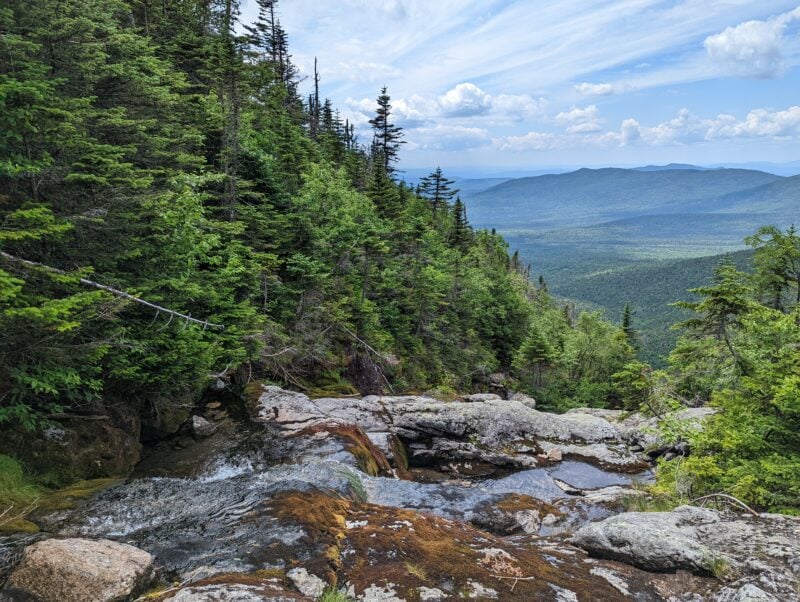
458;165;799;363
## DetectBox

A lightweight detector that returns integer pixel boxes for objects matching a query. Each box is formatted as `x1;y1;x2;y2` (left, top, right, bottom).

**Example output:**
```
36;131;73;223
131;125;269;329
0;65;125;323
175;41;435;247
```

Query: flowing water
1;398;652;584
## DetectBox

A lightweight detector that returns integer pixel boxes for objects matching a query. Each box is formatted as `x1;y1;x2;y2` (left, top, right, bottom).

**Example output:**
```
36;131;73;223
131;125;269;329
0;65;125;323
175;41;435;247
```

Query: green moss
423;386;458;402
0;517;40;534
38;477;120;511
390;436;409;473
0;455;43;534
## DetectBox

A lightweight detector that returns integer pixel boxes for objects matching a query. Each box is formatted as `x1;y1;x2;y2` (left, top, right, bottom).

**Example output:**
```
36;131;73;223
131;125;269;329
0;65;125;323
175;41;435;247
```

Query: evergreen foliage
1;0;623;429
368;86;405;178
655;226;800;512
419;167;458;213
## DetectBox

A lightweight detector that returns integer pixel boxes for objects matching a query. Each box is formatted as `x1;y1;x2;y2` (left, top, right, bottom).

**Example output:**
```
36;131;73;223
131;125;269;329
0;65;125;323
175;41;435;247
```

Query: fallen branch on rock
339;325;395;394
491;574;539;593
691;493;759;517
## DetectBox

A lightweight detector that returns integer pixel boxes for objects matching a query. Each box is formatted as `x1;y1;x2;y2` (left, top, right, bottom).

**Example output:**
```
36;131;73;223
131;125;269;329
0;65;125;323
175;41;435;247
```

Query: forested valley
1;2;799;601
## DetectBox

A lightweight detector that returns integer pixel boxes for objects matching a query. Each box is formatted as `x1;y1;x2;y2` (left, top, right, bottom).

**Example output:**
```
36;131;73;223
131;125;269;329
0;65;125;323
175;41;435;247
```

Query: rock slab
4;538;153;602
572;506;800;601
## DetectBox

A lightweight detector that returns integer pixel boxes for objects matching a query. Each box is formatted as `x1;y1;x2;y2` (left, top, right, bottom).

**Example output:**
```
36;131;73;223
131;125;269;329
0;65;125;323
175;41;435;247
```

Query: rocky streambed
1;387;797;601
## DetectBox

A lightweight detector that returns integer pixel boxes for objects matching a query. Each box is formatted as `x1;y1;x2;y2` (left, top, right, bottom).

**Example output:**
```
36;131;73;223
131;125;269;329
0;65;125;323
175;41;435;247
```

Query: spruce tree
621;303;639;350
451;196;471;250
419;166;458;213
746;225;800;312
369;86;405;177
674;258;752;370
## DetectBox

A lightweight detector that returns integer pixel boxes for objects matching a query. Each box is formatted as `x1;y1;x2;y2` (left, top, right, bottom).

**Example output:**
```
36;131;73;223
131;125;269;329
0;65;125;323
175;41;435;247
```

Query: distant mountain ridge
463;167;788;230
459;165;798;362
633;163;712;171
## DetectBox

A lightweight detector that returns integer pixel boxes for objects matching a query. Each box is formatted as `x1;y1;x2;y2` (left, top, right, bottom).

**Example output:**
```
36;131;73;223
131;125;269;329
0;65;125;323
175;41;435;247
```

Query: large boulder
572;506;800;601
139;394;194;441
3;538;153;602
566;406;716;450
0;411;141;485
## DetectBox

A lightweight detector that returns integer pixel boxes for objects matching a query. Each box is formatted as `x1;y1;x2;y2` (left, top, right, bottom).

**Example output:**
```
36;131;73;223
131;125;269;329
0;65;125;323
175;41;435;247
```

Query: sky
241;1;800;174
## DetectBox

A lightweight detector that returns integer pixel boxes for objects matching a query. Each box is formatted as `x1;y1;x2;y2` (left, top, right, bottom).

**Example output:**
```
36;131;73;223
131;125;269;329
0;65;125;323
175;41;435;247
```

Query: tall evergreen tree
369;86;404;177
419;166;458;213
674;257;752;370
622;303;639;349
451;196;471;250
211;0;249;220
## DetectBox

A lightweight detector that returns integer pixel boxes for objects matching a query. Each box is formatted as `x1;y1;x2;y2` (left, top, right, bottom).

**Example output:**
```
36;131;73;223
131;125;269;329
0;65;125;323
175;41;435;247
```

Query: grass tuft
317;586;354;602
405;561;428;581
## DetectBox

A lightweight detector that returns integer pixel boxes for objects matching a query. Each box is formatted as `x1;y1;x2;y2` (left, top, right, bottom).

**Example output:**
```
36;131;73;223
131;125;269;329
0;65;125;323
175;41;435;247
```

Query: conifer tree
674;258;752;370
369;86;405;177
451;196;471;250
746;225;800;312
622;303;639;349
419;166;458;213
244;0;279;61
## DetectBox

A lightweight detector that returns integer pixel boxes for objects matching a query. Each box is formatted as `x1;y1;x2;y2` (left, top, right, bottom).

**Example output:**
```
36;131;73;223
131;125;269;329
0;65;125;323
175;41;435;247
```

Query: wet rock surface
0;386;786;601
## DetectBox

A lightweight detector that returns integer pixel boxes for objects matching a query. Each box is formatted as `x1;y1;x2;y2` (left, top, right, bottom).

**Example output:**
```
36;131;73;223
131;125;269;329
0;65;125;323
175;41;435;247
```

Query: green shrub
0;454;40;510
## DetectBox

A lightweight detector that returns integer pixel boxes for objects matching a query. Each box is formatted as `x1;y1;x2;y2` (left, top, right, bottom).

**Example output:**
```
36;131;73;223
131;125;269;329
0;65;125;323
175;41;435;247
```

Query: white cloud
567;122;604;134
492;93;548;118
574;82;615;96
612;110;709;146
704;8;800;78
555;105;599;123
486;103;800;154
556;105;603;134
612;106;800;146
494;131;559;152
391;95;439;127
407;124;491;151
438;83;493;117
706;106;800;139
346;82;546;129
620;118;642;146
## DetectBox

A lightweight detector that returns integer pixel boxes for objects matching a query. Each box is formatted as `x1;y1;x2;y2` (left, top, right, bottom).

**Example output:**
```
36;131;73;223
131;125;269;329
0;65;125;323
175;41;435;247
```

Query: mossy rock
38;478;120;512
0;517;40;534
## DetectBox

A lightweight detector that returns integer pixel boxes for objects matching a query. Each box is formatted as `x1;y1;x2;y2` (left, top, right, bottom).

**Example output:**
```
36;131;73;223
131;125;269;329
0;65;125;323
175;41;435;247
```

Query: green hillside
460;165;798;363
699;175;800;216
550;250;755;364
452;177;510;196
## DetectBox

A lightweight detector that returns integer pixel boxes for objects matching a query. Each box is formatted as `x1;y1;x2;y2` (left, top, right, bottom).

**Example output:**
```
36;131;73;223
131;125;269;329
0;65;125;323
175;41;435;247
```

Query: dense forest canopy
0;0;797;514
0;0;626;427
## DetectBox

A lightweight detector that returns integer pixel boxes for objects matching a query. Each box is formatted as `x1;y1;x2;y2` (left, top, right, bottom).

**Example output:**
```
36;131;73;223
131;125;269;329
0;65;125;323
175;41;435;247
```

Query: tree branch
0;251;224;330
691;493;759;517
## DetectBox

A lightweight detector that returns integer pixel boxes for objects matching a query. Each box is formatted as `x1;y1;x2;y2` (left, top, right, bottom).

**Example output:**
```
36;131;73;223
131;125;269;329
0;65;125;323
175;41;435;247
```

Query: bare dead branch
0;498;39;528
0;251;223;330
691;493;760;517
491;574;538;593
338;325;396;394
